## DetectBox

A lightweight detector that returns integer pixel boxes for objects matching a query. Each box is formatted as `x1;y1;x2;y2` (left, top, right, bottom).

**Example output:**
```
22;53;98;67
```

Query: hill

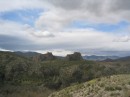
0;51;39;82
32;52;56;62
0;51;54;97
115;56;130;62
83;55;119;61
14;51;40;58
66;52;83;61
0;51;130;97
49;74;130;97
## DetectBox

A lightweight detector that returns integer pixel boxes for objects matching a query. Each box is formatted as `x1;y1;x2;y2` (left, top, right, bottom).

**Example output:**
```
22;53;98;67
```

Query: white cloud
113;36;130;42
0;20;25;36
1;19;130;53
0;0;45;12
27;28;130;51
1;0;130;31
34;0;130;31
0;48;11;51
35;10;67;31
30;31;54;38
36;49;74;56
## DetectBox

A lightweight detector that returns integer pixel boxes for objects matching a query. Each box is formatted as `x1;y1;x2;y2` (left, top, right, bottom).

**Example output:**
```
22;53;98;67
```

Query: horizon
0;49;129;57
0;0;130;56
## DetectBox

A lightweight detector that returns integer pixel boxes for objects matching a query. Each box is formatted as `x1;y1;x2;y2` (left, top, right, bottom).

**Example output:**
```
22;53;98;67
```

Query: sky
0;0;130;56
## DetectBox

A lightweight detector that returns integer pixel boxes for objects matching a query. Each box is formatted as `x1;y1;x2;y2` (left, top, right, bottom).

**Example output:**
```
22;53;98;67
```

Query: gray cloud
47;0;82;10
110;0;130;11
45;0;130;22
35;0;130;32
46;0;105;17
0;35;32;50
47;0;130;12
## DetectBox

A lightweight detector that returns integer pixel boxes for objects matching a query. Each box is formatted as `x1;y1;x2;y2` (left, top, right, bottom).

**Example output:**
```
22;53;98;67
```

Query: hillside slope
1;51;130;97
0;51;40;83
49;74;130;97
115;56;130;62
14;51;40;58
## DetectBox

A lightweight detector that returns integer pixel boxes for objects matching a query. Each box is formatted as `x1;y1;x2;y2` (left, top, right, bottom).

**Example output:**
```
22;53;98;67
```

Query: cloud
110;0;130;11
0;47;11;51
1;0;130;31
35;10;69;31
30;31;55;38
34;0;130;31
113;36;130;42
0;18;130;52
0;0;45;12
47;0;82;10
1;0;130;56
36;49;74;56
27;28;130;51
0;34;34;50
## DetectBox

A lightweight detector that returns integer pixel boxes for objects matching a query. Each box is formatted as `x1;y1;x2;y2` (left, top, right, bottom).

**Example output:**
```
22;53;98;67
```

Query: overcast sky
0;0;130;56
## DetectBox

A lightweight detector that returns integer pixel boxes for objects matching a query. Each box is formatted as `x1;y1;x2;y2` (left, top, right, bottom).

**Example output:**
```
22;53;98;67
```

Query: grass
0;84;54;97
49;74;130;97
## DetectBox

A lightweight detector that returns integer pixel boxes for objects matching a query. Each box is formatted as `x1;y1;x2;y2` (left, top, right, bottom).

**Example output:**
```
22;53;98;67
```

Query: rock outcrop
33;52;56;62
66;52;83;61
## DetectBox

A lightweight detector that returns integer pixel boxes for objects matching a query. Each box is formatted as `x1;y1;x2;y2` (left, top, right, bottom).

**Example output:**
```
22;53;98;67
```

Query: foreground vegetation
0;51;130;97
49;74;130;97
0;84;53;97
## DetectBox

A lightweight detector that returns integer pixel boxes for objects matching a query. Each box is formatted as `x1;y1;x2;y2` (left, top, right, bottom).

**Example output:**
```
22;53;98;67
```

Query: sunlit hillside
49;74;130;97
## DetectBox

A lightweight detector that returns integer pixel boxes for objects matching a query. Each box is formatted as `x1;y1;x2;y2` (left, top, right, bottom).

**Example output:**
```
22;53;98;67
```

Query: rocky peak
33;52;55;62
66;52;83;61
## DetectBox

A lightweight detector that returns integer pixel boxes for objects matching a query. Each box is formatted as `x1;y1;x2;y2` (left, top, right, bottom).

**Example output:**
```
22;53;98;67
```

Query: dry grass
49;74;130;97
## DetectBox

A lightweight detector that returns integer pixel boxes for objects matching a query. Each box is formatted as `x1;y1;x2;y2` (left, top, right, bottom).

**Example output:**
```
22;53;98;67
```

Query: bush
115;86;122;90
105;86;115;91
0;65;5;83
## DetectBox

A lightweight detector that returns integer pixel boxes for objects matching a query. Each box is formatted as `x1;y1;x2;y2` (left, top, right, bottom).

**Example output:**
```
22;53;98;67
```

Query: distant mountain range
14;51;83;61
83;55;120;61
14;51;40;58
115;56;130;62
6;51;130;62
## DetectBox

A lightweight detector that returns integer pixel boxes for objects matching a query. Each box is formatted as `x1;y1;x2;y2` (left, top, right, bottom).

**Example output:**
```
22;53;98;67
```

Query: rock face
33;52;55;62
66;52;83;61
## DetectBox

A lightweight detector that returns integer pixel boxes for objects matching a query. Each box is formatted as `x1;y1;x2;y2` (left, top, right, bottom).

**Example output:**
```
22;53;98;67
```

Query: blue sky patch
0;9;43;26
69;20;130;32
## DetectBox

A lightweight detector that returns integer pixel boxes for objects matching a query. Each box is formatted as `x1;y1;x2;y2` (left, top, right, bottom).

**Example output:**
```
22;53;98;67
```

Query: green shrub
105;86;115;91
115;86;122;90
110;93;120;96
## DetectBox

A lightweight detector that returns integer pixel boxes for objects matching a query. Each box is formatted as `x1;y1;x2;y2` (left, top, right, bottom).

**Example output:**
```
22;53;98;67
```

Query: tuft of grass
110;93;120;96
105;86;115;91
